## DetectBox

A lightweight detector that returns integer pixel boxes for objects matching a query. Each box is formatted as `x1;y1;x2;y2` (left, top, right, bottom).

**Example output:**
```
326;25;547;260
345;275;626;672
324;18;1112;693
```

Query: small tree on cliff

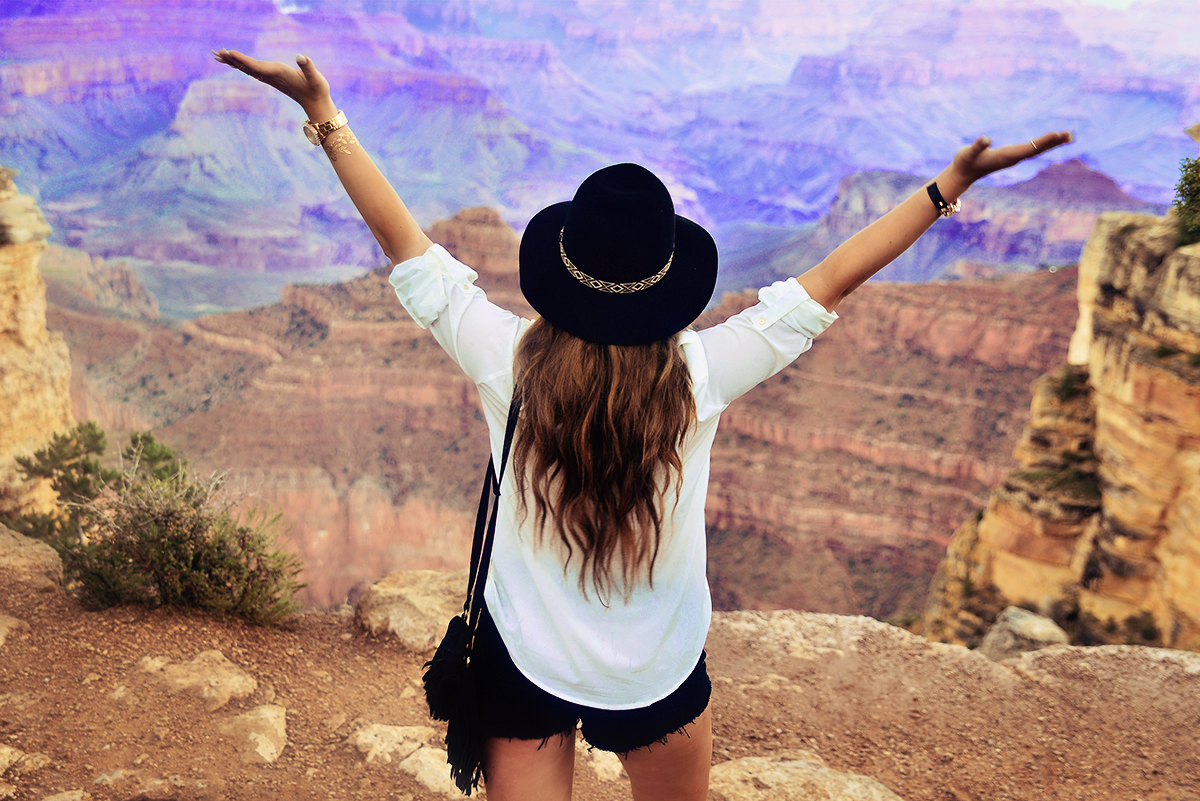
7;421;117;545
1175;154;1200;247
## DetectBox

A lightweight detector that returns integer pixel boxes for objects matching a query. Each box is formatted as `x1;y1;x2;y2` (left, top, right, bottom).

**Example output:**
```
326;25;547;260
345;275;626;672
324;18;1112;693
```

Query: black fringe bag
423;399;520;796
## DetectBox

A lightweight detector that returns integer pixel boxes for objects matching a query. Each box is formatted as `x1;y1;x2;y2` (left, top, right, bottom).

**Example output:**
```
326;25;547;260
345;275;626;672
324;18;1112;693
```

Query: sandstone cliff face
925;209;1200;649
159;210;526;607
0;169;72;519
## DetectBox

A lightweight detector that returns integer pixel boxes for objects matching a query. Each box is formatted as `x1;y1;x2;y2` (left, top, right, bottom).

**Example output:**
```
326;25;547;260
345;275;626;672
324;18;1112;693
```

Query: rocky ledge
2;529;1198;801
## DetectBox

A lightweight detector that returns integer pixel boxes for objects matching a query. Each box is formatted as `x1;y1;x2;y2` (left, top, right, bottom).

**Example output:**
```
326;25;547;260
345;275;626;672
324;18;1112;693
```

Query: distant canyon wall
925;209;1200;649
3;0;1194;309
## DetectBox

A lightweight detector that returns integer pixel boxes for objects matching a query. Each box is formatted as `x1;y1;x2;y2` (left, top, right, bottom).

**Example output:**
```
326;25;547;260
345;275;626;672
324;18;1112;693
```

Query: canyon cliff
924;207;1200;649
0;169;72;520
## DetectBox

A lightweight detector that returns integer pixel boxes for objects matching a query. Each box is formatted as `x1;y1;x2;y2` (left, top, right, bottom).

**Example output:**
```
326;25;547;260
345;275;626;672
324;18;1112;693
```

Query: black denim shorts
472;603;711;754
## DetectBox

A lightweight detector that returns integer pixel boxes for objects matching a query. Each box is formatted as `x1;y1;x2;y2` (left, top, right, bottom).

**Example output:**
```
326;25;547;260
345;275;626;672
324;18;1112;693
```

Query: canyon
10;138;1189;624
36;193;1080;617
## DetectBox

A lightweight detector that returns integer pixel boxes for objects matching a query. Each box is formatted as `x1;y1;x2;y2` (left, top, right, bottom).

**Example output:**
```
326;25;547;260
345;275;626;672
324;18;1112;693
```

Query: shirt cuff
753;277;839;338
388;244;480;328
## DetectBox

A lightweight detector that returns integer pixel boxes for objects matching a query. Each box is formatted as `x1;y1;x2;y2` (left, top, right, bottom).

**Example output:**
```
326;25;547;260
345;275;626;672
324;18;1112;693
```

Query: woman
214;49;1070;800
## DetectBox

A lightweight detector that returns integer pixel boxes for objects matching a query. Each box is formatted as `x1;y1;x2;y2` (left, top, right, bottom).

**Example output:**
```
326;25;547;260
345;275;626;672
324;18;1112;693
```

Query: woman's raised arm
797;130;1073;312
213;50;433;265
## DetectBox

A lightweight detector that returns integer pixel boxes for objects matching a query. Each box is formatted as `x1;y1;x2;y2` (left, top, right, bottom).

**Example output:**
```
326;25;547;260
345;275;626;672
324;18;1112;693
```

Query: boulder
397;746;461;799
709;750;904;801
0;745;50;774
347;721;437;764
0;526;62;589
219;704;288;764
354;569;466;653
979;606;1069;663
575;739;624;782
91;769;196;799
136;650;257;711
347;721;460;799
0;614;30;649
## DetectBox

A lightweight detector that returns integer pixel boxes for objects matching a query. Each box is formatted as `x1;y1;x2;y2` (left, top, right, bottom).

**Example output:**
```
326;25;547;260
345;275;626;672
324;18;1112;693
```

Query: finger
215;49;280;79
1029;130;1073;156
296;53;318;80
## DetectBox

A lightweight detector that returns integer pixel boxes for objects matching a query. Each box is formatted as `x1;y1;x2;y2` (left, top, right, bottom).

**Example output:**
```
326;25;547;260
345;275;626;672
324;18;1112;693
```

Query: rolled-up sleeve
389;244;527;386
389;244;482;328
696;277;838;411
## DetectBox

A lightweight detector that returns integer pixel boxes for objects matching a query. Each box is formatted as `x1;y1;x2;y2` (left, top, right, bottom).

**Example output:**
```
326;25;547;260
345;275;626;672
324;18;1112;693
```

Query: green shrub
1176;155;1200;247
1049;468;1102;500
62;468;304;625
7;424;303;625
1054;364;1087;402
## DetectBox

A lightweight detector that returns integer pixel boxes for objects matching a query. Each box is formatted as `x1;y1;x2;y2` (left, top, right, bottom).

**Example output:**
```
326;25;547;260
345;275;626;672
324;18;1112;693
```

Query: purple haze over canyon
1;0;1197;314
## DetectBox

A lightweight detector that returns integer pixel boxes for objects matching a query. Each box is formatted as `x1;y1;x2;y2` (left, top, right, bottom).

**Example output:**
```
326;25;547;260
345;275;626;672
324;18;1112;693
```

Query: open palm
213;49;330;112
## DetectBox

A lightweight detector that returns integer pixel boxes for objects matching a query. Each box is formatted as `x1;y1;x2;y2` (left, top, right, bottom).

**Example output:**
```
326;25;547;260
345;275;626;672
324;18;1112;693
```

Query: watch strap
927;182;961;218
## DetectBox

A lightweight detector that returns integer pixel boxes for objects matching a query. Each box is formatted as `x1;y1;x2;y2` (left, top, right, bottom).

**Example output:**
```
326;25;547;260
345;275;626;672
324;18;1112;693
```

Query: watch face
303;123;321;145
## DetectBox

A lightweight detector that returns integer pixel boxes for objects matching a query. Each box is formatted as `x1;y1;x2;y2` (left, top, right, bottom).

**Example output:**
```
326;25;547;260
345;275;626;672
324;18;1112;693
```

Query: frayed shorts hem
472;605;711;754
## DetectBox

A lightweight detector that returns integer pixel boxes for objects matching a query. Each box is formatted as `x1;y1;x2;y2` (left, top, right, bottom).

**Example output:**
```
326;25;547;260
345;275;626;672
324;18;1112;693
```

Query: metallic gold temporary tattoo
322;130;359;162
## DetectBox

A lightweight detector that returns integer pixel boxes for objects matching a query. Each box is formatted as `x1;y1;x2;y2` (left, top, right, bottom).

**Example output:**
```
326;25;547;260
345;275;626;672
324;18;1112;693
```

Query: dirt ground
2;569;1198;801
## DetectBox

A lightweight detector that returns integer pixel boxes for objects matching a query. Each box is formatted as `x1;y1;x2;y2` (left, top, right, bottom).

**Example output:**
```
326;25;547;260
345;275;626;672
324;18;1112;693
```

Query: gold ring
1030;139;1041;153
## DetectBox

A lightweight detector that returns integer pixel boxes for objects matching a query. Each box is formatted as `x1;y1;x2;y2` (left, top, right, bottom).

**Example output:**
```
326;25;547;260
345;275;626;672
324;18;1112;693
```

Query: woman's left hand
950;130;1074;189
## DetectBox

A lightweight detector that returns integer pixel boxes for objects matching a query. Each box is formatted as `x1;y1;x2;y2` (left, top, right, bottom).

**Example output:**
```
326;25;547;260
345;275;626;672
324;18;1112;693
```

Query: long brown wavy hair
512;317;696;600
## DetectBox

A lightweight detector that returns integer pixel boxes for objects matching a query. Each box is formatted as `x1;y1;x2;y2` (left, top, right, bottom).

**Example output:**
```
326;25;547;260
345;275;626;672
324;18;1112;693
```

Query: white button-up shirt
390;244;837;709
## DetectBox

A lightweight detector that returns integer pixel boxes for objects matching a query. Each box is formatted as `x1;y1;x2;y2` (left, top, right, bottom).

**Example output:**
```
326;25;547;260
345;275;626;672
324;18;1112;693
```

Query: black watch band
927;182;961;218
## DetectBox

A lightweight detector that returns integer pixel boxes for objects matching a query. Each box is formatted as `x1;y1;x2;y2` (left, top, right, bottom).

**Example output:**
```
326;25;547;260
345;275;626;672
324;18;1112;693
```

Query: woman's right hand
213;50;336;121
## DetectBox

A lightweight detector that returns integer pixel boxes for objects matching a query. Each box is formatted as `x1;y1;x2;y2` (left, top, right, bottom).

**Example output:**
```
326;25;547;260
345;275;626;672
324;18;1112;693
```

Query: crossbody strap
463;397;522;637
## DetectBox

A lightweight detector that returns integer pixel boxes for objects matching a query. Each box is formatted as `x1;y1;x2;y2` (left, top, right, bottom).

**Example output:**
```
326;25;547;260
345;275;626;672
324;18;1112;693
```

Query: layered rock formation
39;244;158;320
0;169;72;519
4;0;1195;317
925;207;1200;649
157;210;528;606
39;200;1081;613
703;265;1077;617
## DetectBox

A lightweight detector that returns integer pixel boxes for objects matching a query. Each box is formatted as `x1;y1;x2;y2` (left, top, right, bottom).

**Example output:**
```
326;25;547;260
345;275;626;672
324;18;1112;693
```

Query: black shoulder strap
463;396;521;635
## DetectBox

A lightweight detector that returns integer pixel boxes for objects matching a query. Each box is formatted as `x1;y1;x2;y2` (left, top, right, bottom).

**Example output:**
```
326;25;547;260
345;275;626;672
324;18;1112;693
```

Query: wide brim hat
520;163;718;346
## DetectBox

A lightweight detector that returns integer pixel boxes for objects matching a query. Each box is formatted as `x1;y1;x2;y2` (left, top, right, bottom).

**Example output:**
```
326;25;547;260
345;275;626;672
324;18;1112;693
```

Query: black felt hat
519;163;718;346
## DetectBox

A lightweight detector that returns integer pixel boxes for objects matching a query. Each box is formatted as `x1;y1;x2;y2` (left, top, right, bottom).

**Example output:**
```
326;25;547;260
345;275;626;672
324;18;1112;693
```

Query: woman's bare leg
618;705;712;801
483;730;577;801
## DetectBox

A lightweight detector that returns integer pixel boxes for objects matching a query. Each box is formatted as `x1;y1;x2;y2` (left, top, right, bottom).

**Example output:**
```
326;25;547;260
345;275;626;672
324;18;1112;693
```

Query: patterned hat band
559;228;673;294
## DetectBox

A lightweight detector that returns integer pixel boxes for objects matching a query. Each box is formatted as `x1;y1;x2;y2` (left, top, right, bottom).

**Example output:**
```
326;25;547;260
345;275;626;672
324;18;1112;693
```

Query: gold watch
303;110;347;145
